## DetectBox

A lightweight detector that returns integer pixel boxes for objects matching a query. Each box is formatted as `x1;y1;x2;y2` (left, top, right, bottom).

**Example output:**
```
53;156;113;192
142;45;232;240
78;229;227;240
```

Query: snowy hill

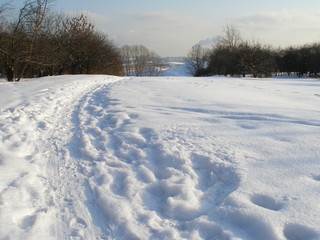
1;75;320;240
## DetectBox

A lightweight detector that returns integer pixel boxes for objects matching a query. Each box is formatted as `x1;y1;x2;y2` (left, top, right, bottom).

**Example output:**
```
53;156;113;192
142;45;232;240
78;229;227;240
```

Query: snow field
1;75;320;239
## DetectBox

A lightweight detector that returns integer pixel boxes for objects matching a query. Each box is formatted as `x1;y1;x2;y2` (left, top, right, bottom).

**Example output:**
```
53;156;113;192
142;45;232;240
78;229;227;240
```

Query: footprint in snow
190;153;217;191
283;223;319;240
71;217;87;228
310;175;320;182
139;127;157;142
37;121;47;130
70;217;88;237
250;194;284;211
237;123;257;130
18;214;37;229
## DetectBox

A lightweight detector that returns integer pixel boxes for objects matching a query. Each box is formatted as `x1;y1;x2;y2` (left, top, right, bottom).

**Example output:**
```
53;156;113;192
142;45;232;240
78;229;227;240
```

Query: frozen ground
0;75;320;240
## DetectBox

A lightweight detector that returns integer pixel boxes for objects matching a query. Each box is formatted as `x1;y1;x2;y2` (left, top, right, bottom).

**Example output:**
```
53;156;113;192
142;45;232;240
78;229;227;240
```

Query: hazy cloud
125;10;200;28
113;10;214;56
232;10;320;32
197;37;219;48
66;10;214;56
65;10;110;24
229;9;320;47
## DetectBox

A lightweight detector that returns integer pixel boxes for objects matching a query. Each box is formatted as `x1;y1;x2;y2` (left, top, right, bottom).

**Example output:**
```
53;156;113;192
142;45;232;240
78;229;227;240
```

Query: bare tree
0;1;10;17
0;1;11;77
143;51;163;76
56;14;122;75
185;44;208;76
120;45;163;76
0;0;50;81
217;25;242;49
31;12;65;76
207;25;243;76
19;0;50;79
119;45;133;76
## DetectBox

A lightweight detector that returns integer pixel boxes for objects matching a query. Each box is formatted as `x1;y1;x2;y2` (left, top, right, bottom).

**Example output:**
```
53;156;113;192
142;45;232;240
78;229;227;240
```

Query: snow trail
0;76;119;239
43;80;125;239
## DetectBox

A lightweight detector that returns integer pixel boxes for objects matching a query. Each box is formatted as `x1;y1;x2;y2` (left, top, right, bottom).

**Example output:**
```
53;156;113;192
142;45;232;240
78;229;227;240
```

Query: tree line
4;2;316;81
186;25;320;78
0;0;163;81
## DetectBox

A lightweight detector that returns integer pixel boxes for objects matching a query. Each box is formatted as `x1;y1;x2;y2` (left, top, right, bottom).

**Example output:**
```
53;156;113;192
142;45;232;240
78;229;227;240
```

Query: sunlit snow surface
0;75;320;240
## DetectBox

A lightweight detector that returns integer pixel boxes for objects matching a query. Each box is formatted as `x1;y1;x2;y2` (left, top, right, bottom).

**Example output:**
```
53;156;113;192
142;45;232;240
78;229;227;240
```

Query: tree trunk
6;67;14;82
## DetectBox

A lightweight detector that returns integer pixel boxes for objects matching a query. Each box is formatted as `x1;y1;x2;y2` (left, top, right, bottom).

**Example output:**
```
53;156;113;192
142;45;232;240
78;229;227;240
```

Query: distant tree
279;46;310;77
120;45;163;76
119;45;132;76
208;44;241;76
199;24;320;78
217;25;242;49
237;41;276;77
207;27;278;77
185;44;208;76
307;43;320;76
207;25;243;76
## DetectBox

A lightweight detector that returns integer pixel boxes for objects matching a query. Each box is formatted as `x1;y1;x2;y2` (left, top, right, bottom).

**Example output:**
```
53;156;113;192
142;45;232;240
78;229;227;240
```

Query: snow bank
1;75;320;239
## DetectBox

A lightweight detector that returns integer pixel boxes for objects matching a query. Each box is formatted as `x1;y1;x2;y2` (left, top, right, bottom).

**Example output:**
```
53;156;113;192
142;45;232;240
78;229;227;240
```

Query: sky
37;0;320;56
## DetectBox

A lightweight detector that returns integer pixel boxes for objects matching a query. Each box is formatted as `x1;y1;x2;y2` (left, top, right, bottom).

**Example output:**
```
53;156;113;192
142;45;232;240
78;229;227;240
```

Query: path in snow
57;79;242;239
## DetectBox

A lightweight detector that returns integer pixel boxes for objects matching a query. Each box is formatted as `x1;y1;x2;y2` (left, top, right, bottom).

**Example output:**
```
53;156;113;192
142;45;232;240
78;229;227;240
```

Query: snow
160;64;191;76
0;74;320;240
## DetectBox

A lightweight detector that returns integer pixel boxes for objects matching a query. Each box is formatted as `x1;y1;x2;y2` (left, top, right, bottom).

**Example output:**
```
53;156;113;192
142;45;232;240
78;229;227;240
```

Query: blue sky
49;0;320;56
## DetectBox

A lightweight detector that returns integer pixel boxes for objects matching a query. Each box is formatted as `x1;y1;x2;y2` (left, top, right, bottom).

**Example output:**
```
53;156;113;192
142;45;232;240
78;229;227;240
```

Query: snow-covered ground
0;75;320;240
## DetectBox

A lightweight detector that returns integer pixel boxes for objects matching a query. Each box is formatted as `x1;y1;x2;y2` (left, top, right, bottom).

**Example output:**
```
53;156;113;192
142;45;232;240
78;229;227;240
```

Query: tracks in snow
0;77;119;239
45;81;124;239
59;81;242;239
